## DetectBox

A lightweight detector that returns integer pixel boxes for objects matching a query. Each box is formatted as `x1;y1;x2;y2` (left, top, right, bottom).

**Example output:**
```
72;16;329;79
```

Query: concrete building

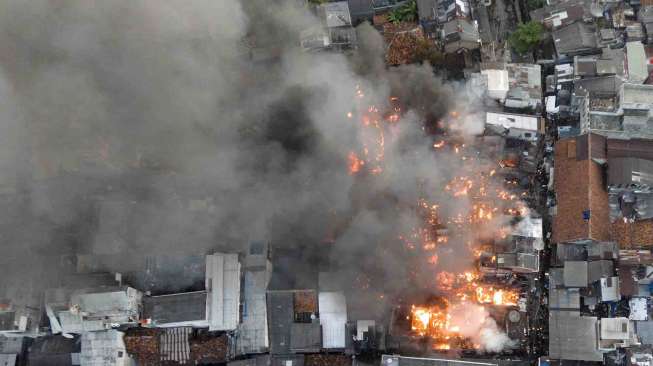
80;330;134;366
45;286;142;335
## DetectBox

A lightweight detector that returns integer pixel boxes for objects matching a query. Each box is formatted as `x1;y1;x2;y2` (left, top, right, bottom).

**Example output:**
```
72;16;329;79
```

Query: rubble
304;353;351;366
189;333;230;364
124;328;161;366
293;291;318;314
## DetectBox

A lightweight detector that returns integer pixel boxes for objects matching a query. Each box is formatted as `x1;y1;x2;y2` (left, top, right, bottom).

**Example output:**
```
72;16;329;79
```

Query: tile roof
383;22;425;65
610;219;653;248
553;135;611;243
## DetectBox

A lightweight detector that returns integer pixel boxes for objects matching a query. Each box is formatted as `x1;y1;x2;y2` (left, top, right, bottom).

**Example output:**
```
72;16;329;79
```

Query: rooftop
552;22;598;57
530;0;589;28
626;42;648;83
143;292;207;327
575;75;622;97
552;135;610;243
610;219;653;248
621;83;653;110
549;311;603;361
486;112;542;132
480;69;510;100
383;22;425;65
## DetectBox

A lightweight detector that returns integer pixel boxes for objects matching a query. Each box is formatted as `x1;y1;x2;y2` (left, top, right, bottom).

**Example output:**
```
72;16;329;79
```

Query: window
117;351;123;358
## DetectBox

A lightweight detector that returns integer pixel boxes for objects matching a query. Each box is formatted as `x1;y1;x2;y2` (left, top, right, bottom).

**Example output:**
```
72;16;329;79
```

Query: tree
527;0;546;10
413;39;445;67
509;21;544;54
388;0;418;23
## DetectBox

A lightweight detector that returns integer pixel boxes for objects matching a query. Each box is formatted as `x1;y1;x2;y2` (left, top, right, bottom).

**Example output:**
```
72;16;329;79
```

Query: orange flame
348;151;363;175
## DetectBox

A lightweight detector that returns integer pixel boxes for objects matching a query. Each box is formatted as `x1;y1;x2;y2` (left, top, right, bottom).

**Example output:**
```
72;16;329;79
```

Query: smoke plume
0;1;525;341
449;302;516;353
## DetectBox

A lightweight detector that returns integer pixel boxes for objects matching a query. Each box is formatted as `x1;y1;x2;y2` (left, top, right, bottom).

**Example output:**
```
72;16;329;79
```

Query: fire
475;286;518;306
344;86;529;352
412;306;432;334
410;304;453;340
436;271;456;292
348;151;363;175
428;254;438;265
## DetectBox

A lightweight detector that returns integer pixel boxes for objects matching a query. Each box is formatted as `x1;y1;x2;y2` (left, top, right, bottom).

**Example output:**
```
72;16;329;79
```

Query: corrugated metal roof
268;292;293;355
600;317;631;340
563;261;589;287
637;321;653;345
144;292;207;326
588;260;614;283
160;327;191;365
549;288;581;310
608;158;653;186
290;323;321;352
206;253;241;331
237;268;271;355
552;22;598;57
549;311;603;361
319;292;347;349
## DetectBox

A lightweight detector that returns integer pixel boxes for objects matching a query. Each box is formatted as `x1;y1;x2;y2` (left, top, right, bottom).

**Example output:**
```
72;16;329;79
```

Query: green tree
388;0;418;23
527;0;546;10
509;21;544;54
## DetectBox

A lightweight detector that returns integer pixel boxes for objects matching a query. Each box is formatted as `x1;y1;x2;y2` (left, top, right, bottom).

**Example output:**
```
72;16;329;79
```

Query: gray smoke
0;0;499;307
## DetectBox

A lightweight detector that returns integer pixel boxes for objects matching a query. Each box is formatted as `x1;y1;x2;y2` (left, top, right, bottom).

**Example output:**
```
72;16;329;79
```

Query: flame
428;254;438;265
348;151;363;175
436;271;456;292
475;286;518;306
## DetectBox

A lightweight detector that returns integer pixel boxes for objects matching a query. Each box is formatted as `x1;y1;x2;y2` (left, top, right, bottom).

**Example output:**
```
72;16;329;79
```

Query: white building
486;112;544;132
46;287;142;335
319;292;347;349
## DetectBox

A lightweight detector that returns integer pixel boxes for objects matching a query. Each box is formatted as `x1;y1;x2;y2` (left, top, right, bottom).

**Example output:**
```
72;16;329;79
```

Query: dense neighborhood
0;0;652;365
